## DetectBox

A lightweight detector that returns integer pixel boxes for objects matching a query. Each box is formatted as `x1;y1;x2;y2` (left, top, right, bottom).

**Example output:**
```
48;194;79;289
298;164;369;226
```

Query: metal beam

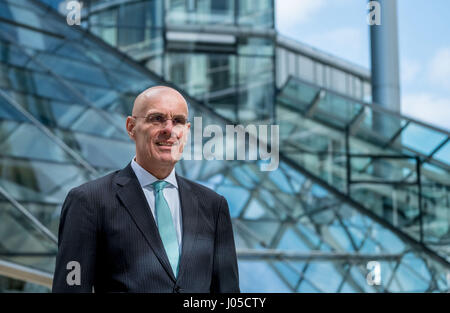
285;76;450;137
0;90;98;176
349;106;368;135
0;185;57;244
276;35;371;81
0;259;53;289
237;249;403;262
305;90;325;118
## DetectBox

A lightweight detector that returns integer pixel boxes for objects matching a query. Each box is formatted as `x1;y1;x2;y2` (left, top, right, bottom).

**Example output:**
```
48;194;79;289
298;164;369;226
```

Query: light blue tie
152;180;179;277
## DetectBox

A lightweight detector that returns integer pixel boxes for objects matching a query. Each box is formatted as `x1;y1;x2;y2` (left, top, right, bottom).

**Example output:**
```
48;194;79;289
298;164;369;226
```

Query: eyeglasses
132;113;188;127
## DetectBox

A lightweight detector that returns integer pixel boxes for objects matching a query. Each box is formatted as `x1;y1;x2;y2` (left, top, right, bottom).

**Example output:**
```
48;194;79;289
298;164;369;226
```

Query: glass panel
0;158;89;204
0;1;62;38
69;108;128;140
433;141;450;165
278;228;311;252
303;262;343;292
422;179;450;244
166;0;234;26
0;19;63;52
238;0;274;28
0;274;50;292
238;37;274;57
402;123;447;156
277;78;319;112
0;122;72;163
315;93;363;129
72;132;134;170
238;260;291;292
350;184;421;241
358;108;405;145
0;193;57;273
272;261;300;289
0;64;78;103
216;185;250;217
243;198;277;220
350;156;417;183
239;220;281;246
0;39;31;67
34;53;110;88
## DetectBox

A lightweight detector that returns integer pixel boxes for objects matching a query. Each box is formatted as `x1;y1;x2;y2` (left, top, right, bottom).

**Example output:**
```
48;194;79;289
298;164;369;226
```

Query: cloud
400;48;450;131
402;93;450;131
427;47;450;90
400;58;421;84
276;0;325;31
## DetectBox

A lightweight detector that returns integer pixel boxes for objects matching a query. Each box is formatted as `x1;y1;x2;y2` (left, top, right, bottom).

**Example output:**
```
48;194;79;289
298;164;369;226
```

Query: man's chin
158;147;183;162
154;153;178;164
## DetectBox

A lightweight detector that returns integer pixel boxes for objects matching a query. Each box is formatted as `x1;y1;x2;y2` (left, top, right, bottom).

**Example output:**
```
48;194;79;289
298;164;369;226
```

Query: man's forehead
145;108;188;117
142;99;188;115
133;87;188;115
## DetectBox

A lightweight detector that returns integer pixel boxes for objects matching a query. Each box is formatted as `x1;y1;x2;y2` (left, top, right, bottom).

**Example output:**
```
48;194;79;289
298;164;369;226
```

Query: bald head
132;86;188;117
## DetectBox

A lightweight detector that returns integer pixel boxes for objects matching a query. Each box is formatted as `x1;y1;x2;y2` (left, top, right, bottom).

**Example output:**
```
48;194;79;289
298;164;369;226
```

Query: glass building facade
0;0;449;292
85;0;276;122
83;0;374;122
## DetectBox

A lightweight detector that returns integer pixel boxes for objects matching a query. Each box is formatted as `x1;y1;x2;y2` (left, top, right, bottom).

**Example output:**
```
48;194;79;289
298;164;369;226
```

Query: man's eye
149;115;164;123
174;118;186;125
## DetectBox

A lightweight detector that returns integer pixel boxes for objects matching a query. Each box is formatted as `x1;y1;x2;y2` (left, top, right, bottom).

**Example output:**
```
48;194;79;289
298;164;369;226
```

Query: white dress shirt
131;157;182;251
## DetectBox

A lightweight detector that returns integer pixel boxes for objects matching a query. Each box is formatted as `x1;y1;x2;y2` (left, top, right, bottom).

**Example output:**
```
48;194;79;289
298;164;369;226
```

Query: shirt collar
131;157;178;189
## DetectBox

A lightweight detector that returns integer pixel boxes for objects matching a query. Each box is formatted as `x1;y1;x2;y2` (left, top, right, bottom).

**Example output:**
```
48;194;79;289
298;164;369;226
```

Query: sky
276;0;450;131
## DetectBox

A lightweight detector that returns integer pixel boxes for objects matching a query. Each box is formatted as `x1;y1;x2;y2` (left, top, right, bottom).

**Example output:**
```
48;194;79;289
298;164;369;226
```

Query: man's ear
126;116;136;140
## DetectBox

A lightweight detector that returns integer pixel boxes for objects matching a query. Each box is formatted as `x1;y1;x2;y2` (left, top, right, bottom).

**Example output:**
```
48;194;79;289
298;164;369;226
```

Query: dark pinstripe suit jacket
52;163;240;293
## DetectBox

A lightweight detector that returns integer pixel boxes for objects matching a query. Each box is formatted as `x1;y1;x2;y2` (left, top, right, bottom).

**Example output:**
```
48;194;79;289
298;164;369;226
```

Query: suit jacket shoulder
176;174;223;201
70;169;120;196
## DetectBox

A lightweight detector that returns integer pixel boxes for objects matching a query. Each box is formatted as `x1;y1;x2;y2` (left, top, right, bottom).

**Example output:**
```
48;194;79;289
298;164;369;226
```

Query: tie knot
152;180;169;192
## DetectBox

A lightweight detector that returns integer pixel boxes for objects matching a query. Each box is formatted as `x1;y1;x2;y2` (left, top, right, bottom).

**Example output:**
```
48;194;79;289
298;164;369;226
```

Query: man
52;86;240;293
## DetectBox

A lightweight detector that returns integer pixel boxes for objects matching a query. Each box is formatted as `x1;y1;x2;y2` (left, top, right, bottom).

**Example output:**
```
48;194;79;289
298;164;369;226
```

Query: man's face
129;90;190;166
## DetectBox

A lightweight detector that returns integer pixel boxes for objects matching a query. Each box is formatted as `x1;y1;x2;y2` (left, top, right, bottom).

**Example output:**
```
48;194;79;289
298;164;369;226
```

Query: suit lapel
175;174;199;282
114;163;176;282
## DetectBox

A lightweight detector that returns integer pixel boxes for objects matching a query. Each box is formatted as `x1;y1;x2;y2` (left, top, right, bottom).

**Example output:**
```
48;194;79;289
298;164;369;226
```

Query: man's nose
160;119;175;134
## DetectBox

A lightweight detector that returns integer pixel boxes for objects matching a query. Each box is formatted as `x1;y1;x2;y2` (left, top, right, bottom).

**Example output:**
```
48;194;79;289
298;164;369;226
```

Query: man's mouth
156;141;177;146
